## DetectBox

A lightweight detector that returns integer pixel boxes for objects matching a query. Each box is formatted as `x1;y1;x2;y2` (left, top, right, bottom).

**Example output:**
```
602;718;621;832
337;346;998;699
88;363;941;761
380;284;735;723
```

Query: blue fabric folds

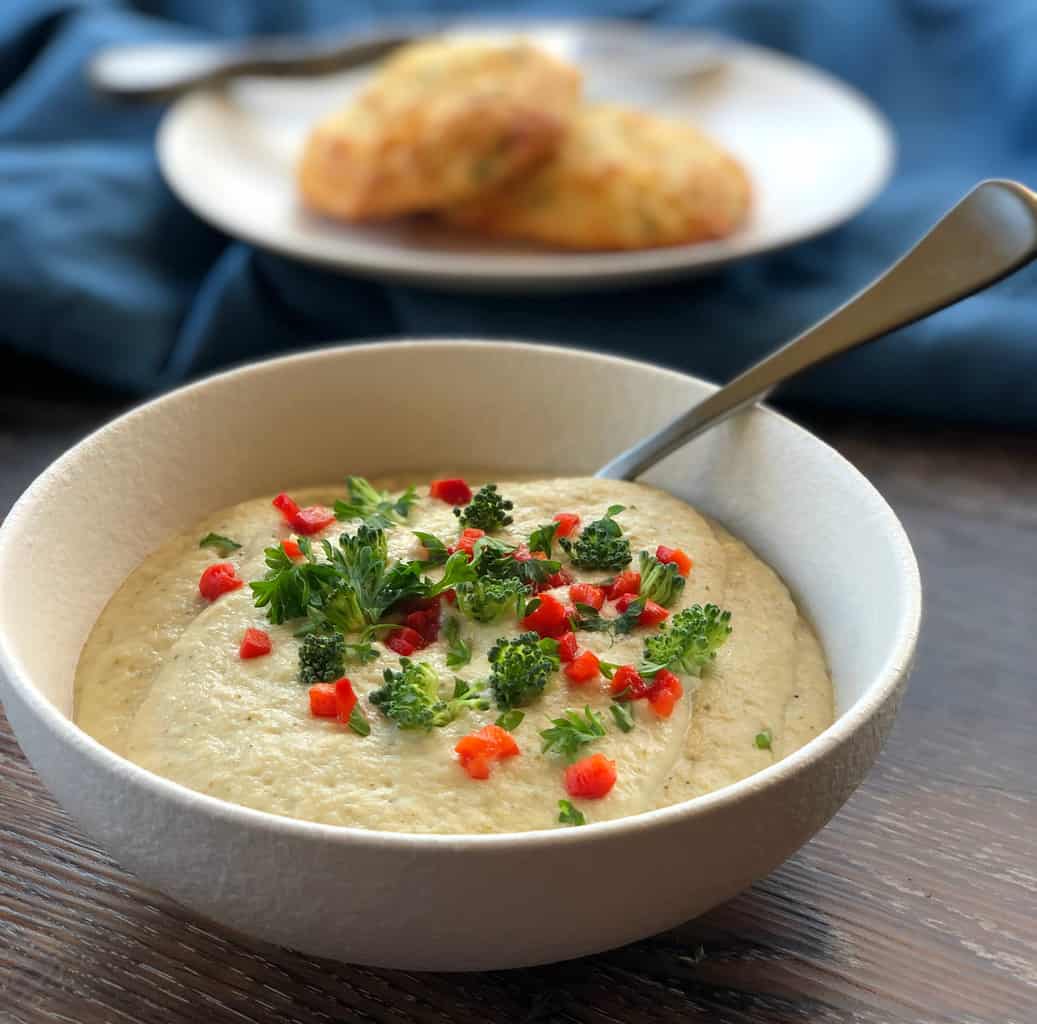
1;0;1035;424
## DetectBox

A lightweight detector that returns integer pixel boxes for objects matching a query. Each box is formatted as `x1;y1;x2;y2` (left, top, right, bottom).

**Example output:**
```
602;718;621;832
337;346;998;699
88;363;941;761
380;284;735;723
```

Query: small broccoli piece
642;604;732;676
559;505;631;571
455;575;526;623
487;631;560;710
299;632;345;685
638;550;686;608
454;483;514;532
369;658;487;729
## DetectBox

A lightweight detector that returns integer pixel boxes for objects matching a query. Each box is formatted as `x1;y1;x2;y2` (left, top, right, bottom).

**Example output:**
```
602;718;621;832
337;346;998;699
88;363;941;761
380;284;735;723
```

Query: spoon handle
596;179;1037;481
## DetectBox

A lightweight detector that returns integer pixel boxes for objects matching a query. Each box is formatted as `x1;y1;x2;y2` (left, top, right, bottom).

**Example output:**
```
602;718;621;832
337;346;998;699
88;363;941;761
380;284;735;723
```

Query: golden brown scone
441;103;751;250
298;38;582;221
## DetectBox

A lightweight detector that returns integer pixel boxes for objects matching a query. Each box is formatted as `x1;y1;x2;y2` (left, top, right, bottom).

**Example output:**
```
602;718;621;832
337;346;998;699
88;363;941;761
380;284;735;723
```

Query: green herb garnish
454;483;514;532
334;476;418;529
572;598;645;637
558;800;586;827
609;703;635;733
413;530;449;567
348;705;372;736
559;505;631;571
496;709;525;732
442;615;472;668
199;532;241;556
528;521;560;559
540;706;607;761
754;729;773;750
641;604;732;677
486;631;560;710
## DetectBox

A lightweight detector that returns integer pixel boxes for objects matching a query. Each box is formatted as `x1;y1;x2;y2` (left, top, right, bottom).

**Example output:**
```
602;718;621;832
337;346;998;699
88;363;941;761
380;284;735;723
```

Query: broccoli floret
559;505;631;571
454;484;514;532
638;550;686;608
455;575;526;623
642;604;732;676
487;631;560;710
369;658;487;729
299;632;345;685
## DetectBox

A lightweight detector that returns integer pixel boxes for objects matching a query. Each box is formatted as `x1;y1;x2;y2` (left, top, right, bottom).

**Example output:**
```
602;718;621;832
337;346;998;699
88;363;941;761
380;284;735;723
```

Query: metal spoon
597;179;1037;481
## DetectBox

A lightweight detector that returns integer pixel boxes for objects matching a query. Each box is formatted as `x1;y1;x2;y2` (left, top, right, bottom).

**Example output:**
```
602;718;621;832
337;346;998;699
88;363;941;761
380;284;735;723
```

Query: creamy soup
75;477;833;833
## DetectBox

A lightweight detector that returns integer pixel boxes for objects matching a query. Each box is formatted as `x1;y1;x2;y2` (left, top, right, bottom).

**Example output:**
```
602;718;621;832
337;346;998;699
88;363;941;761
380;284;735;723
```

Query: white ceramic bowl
0;341;920;970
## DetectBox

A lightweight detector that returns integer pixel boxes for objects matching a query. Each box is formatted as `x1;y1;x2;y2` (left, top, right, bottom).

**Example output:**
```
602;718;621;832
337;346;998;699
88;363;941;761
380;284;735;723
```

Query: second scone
298;38;582;221
442;104;752;250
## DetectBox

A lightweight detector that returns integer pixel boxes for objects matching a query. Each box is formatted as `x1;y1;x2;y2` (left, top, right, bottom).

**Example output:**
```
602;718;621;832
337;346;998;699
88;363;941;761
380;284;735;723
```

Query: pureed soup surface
74;477;833;834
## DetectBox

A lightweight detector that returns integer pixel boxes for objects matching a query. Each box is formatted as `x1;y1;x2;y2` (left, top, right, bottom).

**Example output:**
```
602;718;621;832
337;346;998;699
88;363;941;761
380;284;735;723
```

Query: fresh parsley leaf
199;532;241;556
754;729;773;750
558;799;586;826
572;599;645;637
250;544;339;625
334;476;418;529
609;702;635;732
540;706;607;761
528;521;560;559
471;537;561;591
443;615;472;668
413;530;449;567
496;709;525;732
348;705;372;736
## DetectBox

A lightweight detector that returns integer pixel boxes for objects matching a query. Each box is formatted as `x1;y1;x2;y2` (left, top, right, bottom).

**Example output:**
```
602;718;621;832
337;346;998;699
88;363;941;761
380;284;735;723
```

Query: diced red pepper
521;591;570;638
406;605;441;644
455;724;520;780
429;478;473;505
545;568;573;590
557;631;578;663
564;650;600;684
308;683;338;718
656;545;693;577
272;492;335;535
198;562;244;602
608;571;641;600
564;753;617;799
386;626;425;656
239;628;272;659
335;677;358;724
552;512;581;538
448;527;485;559
569;582;605;610
614;592;638;614
281;538;303;559
639;600;670;628
610;664;652;701
442;588;457;605
647;669;684;719
512;544;534;562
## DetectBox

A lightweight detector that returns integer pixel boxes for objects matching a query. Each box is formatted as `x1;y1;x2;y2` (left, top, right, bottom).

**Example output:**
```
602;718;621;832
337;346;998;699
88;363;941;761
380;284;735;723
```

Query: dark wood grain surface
2;356;1035;1024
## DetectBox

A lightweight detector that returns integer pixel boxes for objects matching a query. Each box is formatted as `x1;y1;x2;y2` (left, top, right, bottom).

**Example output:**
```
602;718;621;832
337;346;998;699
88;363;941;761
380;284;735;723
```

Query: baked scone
441;103;751;250
298;38;582;221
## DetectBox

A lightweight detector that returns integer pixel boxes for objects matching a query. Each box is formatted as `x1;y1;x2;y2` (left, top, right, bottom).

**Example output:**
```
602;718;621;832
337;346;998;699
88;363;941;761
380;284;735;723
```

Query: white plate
157;19;894;292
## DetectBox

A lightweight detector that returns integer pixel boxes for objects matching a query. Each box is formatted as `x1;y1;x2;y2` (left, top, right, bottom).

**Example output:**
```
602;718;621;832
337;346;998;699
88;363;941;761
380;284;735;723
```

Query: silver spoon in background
597;179;1037;481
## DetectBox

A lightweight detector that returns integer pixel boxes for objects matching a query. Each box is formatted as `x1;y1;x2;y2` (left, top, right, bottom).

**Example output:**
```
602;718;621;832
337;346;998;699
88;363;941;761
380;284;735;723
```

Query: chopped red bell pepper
569;582;605;610
610;664;652;701
335;677;358;724
656;545;693;577
429;478;473;505
406;605;441;644
281;538;303;559
545;568;573;589
386;626;426;656
521;591;570;638
564;752;617;799
198;562;243;602
448;527;485;559
608;571;641;600
308;683;338;718
614;593;638;614
557;631;578;663
239;628;272;659
455;724;520;780
639;600;670;628
647;669;684;719
272;492;335;535
564;650;600;684
552;512;581;538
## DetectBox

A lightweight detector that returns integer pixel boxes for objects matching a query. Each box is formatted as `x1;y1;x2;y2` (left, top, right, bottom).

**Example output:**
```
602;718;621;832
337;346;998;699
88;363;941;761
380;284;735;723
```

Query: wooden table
2;357;1034;1023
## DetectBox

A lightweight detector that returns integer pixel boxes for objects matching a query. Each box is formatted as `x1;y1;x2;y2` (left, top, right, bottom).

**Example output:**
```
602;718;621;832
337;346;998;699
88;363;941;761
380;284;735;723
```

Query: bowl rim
0;339;922;850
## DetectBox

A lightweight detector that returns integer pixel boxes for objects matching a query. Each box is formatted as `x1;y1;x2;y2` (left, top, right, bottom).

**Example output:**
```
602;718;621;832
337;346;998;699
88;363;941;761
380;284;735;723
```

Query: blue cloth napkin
2;0;1036;424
